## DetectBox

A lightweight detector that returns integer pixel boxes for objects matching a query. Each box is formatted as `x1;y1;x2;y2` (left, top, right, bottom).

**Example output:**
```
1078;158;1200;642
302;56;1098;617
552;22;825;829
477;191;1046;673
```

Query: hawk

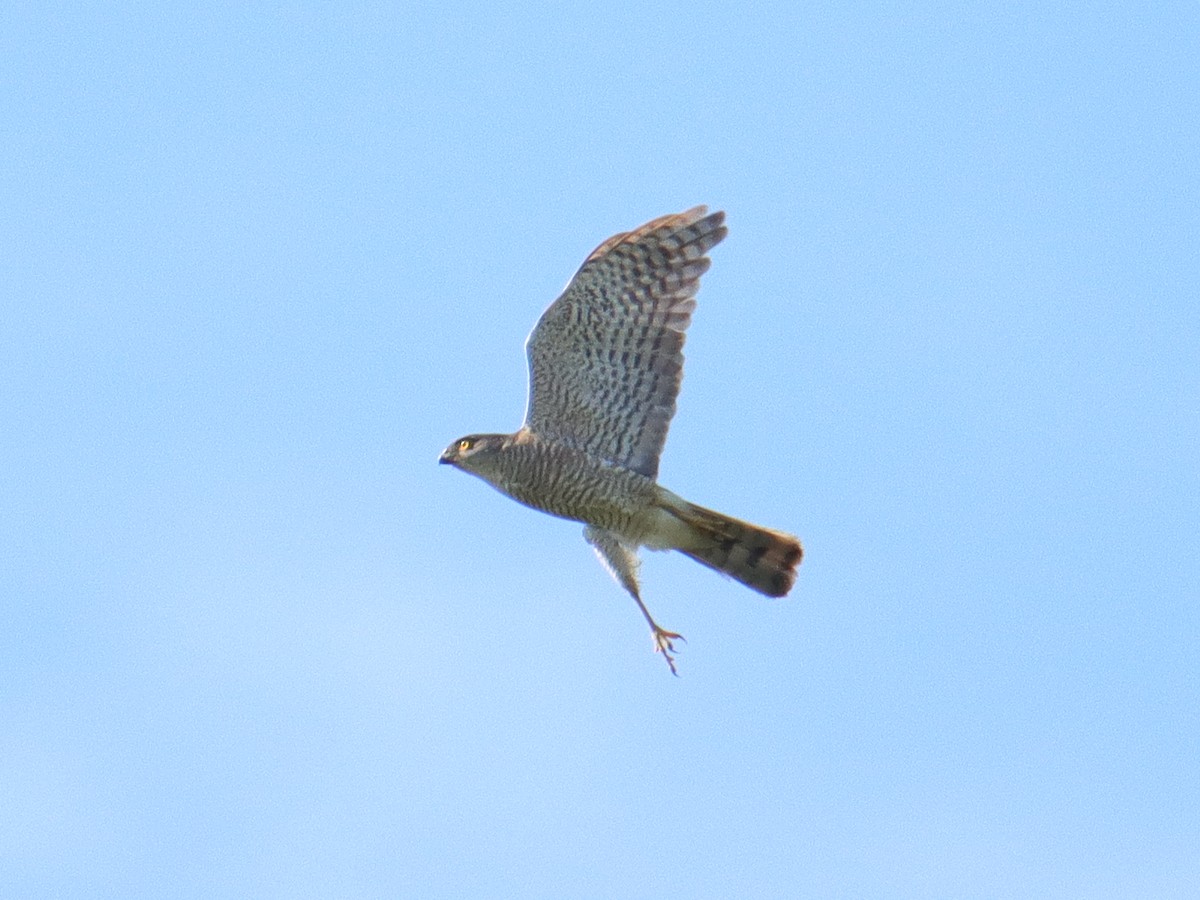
440;207;802;673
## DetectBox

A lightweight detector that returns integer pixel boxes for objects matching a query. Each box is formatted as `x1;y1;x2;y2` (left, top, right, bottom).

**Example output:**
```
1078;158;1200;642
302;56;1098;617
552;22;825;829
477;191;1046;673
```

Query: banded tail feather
663;495;802;597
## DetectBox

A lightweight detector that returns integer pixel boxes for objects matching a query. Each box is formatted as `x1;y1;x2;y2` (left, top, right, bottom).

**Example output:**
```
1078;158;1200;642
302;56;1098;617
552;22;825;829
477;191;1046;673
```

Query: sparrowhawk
440;207;802;674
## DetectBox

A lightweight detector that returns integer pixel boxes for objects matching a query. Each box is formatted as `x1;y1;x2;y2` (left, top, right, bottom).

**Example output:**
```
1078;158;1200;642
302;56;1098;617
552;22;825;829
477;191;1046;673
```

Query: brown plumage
440;207;802;674
656;492;803;599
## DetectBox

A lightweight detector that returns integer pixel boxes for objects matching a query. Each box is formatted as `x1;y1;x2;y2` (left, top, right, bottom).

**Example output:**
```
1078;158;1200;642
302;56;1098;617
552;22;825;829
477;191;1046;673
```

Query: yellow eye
458;439;473;452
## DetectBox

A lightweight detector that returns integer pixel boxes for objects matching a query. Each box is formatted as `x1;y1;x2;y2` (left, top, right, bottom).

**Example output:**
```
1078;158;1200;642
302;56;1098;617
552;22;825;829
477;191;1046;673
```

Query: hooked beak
438;449;455;466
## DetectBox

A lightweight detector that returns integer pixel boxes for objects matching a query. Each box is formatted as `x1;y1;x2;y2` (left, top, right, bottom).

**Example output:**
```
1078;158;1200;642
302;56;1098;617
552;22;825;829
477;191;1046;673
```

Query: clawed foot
652;626;685;676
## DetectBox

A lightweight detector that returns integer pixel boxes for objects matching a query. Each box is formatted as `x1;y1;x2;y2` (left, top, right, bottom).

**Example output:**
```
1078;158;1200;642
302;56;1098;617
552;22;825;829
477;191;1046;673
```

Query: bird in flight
440;207;802;674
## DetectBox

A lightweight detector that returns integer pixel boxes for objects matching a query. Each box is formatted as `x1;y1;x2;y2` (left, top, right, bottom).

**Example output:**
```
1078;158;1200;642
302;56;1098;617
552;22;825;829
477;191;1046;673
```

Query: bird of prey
440;207;802;673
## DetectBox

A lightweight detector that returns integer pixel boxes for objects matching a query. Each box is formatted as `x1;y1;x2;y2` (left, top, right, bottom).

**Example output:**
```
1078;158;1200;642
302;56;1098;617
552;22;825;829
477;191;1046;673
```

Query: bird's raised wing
522;207;726;479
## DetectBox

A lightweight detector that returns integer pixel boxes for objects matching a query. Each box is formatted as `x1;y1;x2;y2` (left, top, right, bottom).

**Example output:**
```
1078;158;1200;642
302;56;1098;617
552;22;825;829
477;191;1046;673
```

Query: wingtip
680;205;725;226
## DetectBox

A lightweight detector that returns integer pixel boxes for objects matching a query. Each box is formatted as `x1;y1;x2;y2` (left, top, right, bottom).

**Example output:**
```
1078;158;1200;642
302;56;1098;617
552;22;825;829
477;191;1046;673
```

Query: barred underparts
440;207;802;674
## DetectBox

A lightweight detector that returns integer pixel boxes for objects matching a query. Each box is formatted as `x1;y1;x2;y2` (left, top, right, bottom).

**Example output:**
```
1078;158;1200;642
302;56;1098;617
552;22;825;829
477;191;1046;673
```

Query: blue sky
2;3;1197;897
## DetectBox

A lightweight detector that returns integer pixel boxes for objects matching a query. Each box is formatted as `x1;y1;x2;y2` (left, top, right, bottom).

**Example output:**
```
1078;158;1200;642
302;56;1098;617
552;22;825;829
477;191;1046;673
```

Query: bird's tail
659;493;802;598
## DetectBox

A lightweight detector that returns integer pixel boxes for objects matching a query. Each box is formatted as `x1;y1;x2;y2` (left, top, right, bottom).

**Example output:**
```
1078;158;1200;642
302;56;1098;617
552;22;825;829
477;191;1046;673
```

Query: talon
652;626;684;676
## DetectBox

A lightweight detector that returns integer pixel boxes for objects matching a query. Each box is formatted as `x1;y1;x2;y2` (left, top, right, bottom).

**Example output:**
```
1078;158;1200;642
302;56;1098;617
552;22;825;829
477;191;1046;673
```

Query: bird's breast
486;439;656;534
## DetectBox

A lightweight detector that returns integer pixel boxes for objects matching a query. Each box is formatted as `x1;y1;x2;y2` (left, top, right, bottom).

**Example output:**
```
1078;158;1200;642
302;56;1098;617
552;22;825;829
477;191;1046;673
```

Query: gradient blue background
3;3;1197;897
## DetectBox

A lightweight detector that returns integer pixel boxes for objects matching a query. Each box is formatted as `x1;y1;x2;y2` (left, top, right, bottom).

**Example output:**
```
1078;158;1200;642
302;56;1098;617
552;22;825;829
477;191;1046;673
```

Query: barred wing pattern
522;207;727;479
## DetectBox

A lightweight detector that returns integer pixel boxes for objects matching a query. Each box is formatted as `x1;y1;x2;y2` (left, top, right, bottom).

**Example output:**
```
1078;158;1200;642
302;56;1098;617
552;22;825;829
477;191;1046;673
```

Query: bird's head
438;433;508;474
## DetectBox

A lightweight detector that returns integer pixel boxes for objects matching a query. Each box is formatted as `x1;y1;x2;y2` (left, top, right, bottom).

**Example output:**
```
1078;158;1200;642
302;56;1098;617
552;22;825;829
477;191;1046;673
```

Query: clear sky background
3;3;1197;898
